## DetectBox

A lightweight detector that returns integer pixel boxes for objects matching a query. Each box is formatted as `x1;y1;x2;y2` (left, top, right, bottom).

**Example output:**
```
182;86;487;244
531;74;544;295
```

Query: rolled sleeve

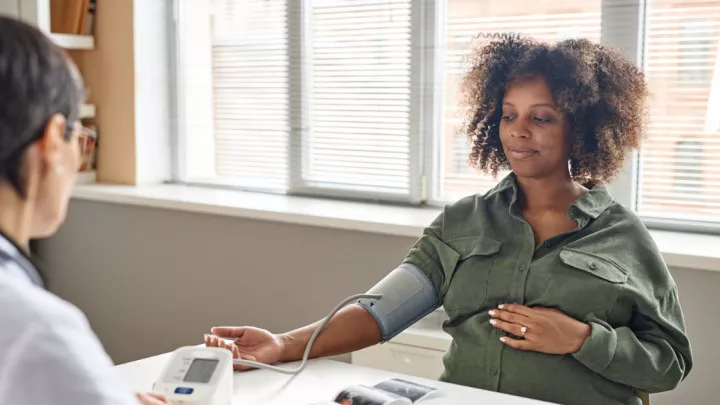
573;320;617;371
402;211;460;304
572;286;692;393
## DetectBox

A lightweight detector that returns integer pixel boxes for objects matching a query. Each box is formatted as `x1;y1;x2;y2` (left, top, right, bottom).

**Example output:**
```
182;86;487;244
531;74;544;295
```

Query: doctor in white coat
0;16;167;405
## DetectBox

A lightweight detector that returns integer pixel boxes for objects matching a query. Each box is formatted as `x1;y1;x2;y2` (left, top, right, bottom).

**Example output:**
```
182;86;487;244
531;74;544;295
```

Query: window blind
437;0;602;202
638;0;720;222
302;0;414;196
210;0;290;191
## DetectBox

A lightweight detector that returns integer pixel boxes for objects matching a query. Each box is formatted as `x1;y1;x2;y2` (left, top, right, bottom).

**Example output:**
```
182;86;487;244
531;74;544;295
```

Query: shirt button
569;207;578;217
589;262;598;270
490;369;498;376
519;264;527;272
496;328;503;335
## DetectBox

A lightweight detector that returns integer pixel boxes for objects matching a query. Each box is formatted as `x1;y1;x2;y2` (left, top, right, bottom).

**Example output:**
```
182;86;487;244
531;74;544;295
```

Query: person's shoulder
0;274;88;332
0;276;135;405
0;273;99;368
443;193;483;214
436;194;487;236
442;181;511;217
592;201;675;293
442;175;513;214
598;200;653;242
434;179;511;240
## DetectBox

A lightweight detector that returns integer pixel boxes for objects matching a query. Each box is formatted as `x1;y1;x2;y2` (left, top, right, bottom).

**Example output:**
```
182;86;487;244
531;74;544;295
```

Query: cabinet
352;340;446;380
351;311;452;380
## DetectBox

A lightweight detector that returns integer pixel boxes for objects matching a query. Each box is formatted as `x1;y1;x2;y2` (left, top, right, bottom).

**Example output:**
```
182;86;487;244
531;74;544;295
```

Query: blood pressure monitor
153;347;233;405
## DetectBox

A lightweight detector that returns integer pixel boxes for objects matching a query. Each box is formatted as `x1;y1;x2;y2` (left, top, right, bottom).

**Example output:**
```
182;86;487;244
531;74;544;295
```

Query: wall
36;199;720;405
0;0;19;16
36;199;410;363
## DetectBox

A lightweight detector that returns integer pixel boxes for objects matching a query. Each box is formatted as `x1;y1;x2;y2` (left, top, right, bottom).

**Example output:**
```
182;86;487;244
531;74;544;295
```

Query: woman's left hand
489;304;591;355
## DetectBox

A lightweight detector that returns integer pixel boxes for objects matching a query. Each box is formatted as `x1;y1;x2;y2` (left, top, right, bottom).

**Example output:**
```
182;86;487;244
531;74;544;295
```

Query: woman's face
499;75;572;180
29;115;82;238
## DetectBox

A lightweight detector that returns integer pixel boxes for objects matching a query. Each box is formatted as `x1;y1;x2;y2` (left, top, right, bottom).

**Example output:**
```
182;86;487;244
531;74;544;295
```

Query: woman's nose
510;122;530;138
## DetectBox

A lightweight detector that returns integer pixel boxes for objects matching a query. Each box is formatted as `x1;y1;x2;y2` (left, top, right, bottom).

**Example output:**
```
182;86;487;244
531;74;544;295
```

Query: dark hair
0;16;84;197
460;33;648;183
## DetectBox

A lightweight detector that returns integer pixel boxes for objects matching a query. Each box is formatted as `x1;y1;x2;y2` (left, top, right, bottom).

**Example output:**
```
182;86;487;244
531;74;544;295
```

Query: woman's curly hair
460;33;648;183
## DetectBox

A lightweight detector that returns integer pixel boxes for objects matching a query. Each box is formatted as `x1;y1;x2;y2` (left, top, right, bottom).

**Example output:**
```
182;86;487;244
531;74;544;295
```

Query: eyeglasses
65;122;97;171
76;125;97;156
64;122;96;154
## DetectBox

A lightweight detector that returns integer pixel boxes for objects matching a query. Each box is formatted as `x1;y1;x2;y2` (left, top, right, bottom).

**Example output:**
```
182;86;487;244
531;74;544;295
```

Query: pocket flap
425;236;460;295
559;248;628;284
452;236;503;260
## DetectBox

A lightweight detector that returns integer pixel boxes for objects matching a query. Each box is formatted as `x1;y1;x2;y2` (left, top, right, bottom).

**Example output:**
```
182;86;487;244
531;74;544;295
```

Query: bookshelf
80;103;95;119
75;170;96;185
39;0;98;182
10;0;103;184
50;33;94;50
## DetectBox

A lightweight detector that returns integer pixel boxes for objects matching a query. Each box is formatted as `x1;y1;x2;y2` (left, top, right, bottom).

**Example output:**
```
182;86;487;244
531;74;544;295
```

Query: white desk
116;353;553;404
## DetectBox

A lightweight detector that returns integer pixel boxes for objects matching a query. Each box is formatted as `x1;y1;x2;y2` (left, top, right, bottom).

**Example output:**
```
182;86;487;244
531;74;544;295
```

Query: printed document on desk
308;378;440;405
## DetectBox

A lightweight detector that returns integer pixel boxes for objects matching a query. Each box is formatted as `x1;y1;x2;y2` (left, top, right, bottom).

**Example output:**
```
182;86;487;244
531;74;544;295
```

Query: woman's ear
37;114;67;165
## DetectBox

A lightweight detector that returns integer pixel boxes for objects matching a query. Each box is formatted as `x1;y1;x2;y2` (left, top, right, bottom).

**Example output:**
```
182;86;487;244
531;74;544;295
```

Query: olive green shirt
403;173;692;405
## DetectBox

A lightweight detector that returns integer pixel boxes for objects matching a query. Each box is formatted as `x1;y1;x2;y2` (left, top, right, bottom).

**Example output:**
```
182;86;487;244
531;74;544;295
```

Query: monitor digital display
183;358;219;383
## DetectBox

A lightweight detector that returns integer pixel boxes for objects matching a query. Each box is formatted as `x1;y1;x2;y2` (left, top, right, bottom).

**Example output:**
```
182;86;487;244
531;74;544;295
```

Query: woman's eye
534;116;552;123
501;114;515;121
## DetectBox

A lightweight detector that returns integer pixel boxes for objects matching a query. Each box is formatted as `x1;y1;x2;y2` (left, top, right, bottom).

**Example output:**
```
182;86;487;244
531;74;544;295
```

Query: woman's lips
507;147;538;160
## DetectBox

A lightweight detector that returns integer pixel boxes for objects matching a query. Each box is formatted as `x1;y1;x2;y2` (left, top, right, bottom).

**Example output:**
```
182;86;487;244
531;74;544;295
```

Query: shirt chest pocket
442;237;503;317
542;248;629;319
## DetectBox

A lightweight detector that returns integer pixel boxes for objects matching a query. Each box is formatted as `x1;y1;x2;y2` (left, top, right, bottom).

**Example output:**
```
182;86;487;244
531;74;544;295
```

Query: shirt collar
484;172;613;219
0;231;44;288
484;173;516;199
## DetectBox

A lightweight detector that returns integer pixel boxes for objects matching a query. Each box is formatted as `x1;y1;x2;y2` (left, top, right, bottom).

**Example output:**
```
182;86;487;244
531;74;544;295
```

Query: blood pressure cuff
356;263;438;342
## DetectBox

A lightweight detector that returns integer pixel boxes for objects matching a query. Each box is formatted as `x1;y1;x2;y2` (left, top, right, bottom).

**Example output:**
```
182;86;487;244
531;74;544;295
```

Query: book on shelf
50;0;95;35
84;0;96;36
308;378;440;405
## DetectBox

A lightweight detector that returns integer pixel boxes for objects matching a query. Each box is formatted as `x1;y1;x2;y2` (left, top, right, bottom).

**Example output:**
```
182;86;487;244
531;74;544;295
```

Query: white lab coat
0;234;140;405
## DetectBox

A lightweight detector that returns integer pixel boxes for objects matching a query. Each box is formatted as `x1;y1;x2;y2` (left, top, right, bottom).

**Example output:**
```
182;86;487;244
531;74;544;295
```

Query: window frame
596;0;645;212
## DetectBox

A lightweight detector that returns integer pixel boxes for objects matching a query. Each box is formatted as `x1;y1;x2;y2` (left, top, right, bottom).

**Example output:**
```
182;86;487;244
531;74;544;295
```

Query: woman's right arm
278;304;382;361
208;212;451;366
207;304;382;369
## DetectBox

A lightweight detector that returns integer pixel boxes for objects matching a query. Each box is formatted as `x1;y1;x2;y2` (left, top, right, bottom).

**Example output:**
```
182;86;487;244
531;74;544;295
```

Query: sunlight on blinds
638;0;720;222
304;0;413;195
211;0;289;191
437;0;601;202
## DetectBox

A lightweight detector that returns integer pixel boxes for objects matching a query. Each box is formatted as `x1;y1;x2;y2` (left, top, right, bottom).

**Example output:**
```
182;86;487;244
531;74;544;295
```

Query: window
673;140;704;191
637;1;720;223
451;134;469;174
176;0;420;202
174;0;720;231
680;20;714;84
304;0;414;197
176;0;290;191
